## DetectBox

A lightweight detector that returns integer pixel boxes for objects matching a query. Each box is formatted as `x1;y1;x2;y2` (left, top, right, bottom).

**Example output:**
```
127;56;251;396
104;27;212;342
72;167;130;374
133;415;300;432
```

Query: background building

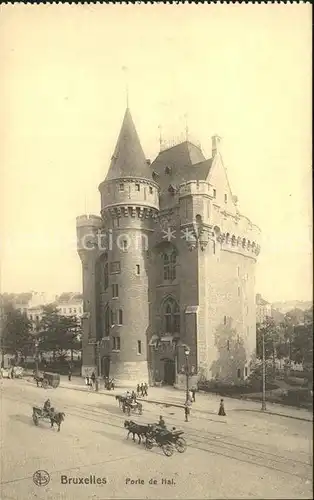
55;293;83;318
256;293;272;324
77;108;261;386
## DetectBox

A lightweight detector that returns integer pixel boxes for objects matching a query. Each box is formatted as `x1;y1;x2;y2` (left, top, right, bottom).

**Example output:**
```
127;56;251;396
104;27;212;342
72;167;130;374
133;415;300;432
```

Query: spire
105;108;152;181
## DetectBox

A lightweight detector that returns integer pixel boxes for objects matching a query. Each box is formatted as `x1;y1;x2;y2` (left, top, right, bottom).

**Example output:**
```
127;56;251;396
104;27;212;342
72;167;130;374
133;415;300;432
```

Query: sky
0;3;312;303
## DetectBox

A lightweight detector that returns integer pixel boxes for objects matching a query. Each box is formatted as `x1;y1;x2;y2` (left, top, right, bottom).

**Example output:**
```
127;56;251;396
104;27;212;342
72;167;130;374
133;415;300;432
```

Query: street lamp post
184;346;190;402
94;340;102;392
34;341;39;376
261;329;266;411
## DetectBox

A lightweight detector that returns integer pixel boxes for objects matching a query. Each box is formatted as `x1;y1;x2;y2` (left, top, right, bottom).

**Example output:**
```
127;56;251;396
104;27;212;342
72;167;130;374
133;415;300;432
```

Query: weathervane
122;66;129;108
184;113;189;142
158;125;163;150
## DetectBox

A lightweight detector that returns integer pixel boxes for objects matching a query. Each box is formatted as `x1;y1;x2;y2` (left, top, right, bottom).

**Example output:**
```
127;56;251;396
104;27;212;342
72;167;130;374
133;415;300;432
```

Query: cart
34;372;60;389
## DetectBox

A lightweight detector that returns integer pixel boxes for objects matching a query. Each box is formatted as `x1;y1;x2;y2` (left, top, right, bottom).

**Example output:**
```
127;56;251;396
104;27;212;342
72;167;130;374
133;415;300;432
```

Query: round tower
76;214;104;375
98;108;159;386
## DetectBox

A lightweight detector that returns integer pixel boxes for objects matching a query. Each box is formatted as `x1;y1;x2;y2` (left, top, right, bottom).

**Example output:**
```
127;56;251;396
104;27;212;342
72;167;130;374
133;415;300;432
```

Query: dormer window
119;183;124;192
165;166;172;175
149;186;153;194
168;184;176;194
152;170;159;181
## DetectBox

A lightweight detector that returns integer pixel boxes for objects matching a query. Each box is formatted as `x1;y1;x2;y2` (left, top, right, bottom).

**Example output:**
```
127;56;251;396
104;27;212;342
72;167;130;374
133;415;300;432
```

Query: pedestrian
68;368;72;382
144;382;148;397
218;399;226;416
131;390;136;402
136;383;140;396
11;367;14;379
140;383;145;397
191;387;196;402
85;374;90;388
91;372;96;389
184;401;191;422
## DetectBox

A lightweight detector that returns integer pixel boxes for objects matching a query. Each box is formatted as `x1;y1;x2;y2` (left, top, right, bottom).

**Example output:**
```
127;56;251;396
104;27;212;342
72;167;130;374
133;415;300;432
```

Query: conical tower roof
105;108;151;181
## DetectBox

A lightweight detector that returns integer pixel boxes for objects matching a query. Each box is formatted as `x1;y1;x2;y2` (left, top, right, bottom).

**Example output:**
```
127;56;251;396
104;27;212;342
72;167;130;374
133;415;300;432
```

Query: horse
50;411;65;432
124;420;150;444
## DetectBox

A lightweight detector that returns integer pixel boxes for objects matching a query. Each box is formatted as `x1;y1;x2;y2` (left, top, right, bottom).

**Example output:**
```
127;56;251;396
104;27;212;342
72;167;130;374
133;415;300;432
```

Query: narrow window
122;240;128;251
238;286;240;296
136;265;140;275
113;337;116;350
213;189;216;198
245;367;248;377
119;183;124;191
213;241;216;255
112;284;119;298
116;337;121;350
73;308;77;313
149;186;153;194
227;340;230;351
137;340;142;354
69;309;72;314
224;315;227;325
135;183;140;191
118;309;123;325
237;266;240;277
224;194;228;203
237;368;241;378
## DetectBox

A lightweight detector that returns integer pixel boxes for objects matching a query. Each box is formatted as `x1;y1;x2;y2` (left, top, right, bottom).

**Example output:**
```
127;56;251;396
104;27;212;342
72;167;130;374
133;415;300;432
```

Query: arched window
163;297;180;334
163;251;176;281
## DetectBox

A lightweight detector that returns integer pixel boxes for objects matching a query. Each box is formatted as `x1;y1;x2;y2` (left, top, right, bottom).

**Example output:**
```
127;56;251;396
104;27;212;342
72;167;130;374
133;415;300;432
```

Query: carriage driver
43;399;51;415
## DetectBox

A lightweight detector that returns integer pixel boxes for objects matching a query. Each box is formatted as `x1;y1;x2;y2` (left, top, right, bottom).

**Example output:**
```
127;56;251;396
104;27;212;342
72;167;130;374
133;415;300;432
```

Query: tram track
3;389;312;481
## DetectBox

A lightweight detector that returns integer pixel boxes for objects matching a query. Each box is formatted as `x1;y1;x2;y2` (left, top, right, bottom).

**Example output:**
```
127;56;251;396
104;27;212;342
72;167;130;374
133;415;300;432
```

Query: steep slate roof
105;108;152;181
151;141;213;188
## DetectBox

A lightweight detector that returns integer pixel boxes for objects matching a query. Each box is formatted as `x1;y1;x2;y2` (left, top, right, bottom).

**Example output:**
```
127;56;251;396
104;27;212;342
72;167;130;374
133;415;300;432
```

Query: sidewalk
59;375;313;422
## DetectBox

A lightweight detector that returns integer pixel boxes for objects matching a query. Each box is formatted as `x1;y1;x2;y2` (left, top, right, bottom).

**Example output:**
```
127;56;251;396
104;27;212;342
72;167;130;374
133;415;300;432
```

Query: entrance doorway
102;357;110;378
163;358;175;385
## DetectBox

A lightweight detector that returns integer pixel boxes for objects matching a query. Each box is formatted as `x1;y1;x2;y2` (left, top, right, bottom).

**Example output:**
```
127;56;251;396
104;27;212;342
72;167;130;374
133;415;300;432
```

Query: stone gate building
76;108;261;387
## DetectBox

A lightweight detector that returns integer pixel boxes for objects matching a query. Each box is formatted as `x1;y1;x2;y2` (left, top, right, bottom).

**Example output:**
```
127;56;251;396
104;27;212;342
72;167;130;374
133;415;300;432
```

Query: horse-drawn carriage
34;372;60;389
32;401;65;431
116;395;143;415
145;426;187;456
123;419;187;456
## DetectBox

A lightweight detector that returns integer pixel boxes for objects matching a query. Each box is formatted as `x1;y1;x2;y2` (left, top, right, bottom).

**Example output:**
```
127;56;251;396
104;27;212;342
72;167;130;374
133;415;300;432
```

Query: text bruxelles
61;475;107;485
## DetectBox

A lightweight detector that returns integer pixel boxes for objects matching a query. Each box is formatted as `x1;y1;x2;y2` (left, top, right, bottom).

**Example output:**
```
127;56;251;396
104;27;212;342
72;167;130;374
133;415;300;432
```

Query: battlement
179;180;213;198
76;214;103;229
99;178;159;213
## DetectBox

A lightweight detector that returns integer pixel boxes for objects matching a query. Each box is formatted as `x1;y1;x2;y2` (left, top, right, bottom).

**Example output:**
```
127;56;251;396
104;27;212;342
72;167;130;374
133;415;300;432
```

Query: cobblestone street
0;378;312;499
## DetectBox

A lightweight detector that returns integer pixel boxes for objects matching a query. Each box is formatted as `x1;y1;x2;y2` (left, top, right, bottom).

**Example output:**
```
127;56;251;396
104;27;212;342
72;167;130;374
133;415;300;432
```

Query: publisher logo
33;470;50;487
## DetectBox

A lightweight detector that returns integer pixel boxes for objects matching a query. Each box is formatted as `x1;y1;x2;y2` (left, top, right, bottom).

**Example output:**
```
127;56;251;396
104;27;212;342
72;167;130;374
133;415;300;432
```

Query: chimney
212;135;221;157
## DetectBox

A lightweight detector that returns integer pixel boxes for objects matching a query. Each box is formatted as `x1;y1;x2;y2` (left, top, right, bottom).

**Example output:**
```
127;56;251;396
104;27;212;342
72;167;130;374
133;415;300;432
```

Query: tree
256;317;280;374
248;357;275;391
1;302;33;359
38;304;81;361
